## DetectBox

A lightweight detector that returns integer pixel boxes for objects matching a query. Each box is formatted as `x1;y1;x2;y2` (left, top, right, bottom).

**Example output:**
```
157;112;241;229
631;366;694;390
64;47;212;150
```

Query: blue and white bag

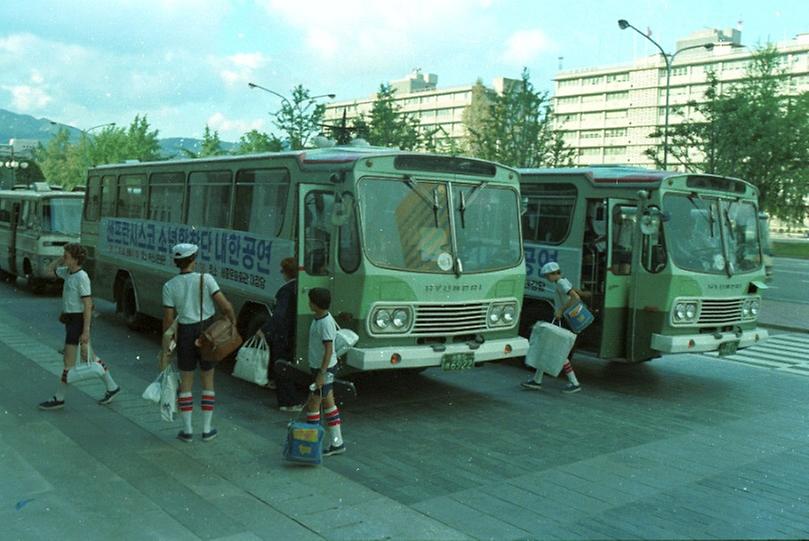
283;420;325;465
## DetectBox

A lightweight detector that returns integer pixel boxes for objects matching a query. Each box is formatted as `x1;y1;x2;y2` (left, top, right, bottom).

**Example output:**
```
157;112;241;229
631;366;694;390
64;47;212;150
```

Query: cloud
4;84;52;111
206;112;265;135
501;29;553;66
214;52;270;86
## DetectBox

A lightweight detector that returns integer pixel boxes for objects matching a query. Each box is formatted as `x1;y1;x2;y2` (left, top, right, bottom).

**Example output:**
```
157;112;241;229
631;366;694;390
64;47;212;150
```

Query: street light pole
618;19;713;169
247;82;336;148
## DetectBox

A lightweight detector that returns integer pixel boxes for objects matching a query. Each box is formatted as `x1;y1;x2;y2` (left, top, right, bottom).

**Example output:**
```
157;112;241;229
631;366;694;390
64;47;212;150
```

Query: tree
364;83;426;150
36;127;73;186
273;85;327;150
124;114;161;161
649;46;809;221
236;130;283;154
199;125;224;157
461;68;574;168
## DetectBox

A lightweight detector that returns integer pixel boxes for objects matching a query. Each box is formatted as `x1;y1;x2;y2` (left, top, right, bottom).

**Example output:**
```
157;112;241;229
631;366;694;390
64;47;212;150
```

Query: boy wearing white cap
521;261;582;393
162;243;237;442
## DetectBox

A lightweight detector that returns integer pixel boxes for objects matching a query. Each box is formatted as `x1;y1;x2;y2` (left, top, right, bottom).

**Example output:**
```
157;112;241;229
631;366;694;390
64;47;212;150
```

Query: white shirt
56;266;91;314
553;277;574;313
162;272;221;325
308;312;338;370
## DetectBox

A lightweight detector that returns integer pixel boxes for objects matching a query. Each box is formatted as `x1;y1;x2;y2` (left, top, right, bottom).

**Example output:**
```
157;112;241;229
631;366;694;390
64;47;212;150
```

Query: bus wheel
119;277;147;330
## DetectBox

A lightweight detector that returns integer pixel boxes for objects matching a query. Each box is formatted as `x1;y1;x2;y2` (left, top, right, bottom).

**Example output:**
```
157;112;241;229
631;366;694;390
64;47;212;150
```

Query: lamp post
247;82;336;148
618;19;714;169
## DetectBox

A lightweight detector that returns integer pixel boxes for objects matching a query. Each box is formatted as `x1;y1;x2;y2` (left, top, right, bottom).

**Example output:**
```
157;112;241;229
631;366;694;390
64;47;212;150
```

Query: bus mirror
639;209;662;235
520;196;528;216
329;172;346;184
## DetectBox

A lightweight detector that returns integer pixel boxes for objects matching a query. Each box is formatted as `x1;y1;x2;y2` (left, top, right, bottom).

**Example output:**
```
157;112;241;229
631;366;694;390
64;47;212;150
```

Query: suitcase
524;321;576;376
563;302;595;334
283;420;325;465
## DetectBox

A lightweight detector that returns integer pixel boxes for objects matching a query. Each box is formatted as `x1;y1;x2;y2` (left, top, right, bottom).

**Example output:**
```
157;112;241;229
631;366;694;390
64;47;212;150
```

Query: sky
1;0;806;142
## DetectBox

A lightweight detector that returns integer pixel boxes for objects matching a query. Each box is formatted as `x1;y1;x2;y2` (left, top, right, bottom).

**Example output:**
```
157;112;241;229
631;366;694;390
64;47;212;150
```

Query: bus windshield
359;178;522;274
663;193;761;275
42;197;82;235
452;183;522;272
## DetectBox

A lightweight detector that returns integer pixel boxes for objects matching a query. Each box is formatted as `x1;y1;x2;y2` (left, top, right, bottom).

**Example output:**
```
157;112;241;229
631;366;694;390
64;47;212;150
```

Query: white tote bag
335;328;359;358
66;342;104;383
525;321;576;376
233;334;270;386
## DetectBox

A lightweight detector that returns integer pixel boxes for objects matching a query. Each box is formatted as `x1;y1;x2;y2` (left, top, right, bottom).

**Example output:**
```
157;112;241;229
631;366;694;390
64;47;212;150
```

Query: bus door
600;200;635;359
7;201;21;275
295;185;335;366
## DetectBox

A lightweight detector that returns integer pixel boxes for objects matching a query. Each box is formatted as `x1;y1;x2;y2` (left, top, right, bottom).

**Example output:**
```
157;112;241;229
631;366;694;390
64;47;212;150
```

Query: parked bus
0;183;84;291
519;166;768;363
80;147;528;374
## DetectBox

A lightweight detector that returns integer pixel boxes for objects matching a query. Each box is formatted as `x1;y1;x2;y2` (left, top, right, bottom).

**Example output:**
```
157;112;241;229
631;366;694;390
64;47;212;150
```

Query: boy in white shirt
304;287;345;456
39;243;120;410
521;261;582;393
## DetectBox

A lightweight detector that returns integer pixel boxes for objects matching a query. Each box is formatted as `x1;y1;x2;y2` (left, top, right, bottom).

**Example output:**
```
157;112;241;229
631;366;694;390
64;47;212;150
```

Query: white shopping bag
158;366;179;422
66;341;104;383
335;328;359;358
524;321;576;376
233;334;269;386
142;373;162;403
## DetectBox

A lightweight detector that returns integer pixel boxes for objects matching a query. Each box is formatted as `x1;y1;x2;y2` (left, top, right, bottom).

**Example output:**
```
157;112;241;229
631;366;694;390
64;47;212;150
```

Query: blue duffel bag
563;301;595;334
283;420;325;465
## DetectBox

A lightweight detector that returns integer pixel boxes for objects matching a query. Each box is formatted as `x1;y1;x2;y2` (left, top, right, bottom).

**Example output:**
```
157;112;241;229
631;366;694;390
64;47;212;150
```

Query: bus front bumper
651;328;769;355
345;336;529;371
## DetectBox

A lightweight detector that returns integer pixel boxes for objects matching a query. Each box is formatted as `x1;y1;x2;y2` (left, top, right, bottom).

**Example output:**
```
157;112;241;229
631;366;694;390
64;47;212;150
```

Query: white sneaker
279;403;304;412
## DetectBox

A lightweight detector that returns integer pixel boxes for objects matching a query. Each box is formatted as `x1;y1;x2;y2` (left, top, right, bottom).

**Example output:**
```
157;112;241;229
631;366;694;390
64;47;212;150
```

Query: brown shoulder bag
197;273;242;363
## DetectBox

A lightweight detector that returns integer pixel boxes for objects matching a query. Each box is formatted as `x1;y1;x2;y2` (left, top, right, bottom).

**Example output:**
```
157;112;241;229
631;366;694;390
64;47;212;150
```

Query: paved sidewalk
2;296;809;540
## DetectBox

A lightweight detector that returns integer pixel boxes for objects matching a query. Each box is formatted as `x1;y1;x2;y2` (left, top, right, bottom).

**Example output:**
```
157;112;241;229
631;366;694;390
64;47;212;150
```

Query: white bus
0;183;84;292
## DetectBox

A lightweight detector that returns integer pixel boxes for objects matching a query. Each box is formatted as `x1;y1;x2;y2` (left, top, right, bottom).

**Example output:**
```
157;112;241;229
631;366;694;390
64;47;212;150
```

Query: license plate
718;341;739;357
441;352;475;371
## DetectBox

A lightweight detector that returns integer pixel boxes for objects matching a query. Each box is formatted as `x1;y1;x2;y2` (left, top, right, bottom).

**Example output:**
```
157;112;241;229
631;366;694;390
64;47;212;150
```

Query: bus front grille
698;298;744;325
413;302;488;335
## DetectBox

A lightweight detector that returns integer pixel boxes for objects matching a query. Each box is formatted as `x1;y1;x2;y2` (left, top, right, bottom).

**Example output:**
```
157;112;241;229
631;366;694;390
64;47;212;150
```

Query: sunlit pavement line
704;333;809;377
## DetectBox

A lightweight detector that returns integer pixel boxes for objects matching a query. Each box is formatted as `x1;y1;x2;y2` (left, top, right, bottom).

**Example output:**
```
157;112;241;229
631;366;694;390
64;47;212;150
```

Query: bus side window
100;175;117;218
303;191;333;275
117;174;146;218
338;193;360;273
641;208;667;273
148;172;185;222
85;176;102;222
188;171;232;228
233;169;289;235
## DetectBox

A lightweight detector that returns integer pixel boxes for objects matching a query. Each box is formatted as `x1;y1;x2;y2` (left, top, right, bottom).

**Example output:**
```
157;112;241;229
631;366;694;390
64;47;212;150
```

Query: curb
758;322;809;335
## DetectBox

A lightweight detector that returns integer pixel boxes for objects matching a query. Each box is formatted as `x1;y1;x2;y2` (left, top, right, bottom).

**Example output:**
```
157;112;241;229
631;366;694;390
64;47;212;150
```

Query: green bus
80;147;528;373
519;166;768;363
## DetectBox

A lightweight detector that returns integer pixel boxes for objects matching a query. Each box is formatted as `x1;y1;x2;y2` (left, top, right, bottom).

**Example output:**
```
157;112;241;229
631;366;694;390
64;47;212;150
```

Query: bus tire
119;277;147;330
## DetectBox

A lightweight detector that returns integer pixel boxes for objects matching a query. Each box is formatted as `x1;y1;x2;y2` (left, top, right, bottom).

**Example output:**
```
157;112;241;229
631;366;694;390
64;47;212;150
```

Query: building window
606;91;629;101
578;147;601;157
580;130;602;139
581;112;602;122
581;94;603;104
558;79;581;88
606;72;629;83
582;76;603;85
604;147;626;156
605;110;627;119
671;66;689;77
604;128;627;138
557;96;579;106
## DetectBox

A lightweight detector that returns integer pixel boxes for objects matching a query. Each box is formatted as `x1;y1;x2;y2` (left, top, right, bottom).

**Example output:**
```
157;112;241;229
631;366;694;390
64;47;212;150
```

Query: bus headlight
674;303;686;321
672;299;699;324
685;302;698;320
392;309;409;329
503;305;516;323
373;309;391;330
489;306;503;324
742;303;751;317
750;299;760;316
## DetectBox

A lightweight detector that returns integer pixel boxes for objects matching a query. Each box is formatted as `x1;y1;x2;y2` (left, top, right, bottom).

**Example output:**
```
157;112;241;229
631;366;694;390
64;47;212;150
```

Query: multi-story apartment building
552;28;809;168
323;70;514;147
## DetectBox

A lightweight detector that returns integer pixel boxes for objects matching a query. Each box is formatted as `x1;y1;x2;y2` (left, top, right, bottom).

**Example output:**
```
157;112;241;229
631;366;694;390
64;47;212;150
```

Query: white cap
540;261;561;276
172;243;198;259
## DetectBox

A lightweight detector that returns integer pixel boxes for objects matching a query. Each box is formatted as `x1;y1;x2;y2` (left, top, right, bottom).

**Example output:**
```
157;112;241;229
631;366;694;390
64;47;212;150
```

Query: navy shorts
310;365;338;396
63;313;84;345
176;318;215;372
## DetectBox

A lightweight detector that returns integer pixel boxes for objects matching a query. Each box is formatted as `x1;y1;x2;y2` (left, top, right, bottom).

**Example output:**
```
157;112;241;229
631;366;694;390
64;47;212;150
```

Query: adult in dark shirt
259;257;303;411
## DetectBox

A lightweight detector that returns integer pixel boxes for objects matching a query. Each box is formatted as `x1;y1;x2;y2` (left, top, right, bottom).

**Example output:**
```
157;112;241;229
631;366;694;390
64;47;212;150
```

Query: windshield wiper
687;193;716;238
457;182;488;229
403;176;440;227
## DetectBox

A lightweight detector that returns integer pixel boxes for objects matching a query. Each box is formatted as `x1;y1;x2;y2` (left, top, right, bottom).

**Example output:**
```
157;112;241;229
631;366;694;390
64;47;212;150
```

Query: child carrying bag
563;301;595;334
197;273;242;363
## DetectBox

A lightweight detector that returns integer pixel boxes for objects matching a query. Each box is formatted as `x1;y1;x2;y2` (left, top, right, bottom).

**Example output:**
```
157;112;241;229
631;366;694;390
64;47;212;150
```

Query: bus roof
519;165;676;188
87;146;515;176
